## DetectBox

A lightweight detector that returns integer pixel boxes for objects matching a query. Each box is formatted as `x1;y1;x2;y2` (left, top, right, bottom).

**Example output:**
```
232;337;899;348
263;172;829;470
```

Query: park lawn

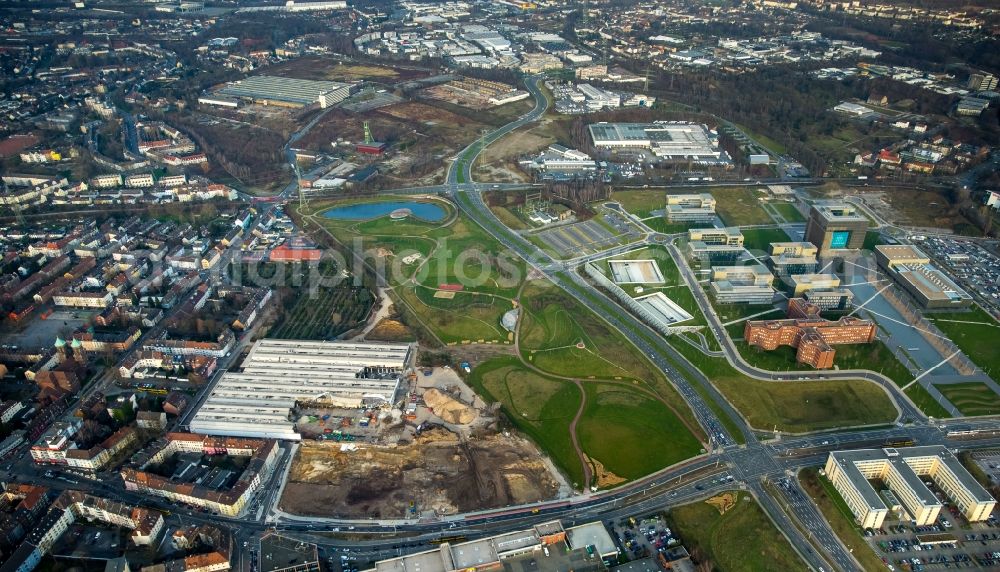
667;491;806;572
519;279;665;382
710;187;772;226
928;306;1000;378
904;384;952;419
668;339;898;432
935;382;1000;417
799;468;890;572
467;357;585;486
576;382;704;483
643;217;709;235
741;227;791;252
772;202;805;222
398;285;512;344
612;189;666;218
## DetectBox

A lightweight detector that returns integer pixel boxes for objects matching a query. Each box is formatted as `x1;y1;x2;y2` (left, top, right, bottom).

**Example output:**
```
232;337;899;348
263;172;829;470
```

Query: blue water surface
322;201;447;222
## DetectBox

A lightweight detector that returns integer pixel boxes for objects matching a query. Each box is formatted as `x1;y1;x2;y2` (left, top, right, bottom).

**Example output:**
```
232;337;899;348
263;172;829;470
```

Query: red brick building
744;299;876;369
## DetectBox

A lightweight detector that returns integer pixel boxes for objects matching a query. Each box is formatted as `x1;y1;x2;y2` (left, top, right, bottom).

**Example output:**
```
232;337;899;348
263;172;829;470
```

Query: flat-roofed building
710;264;775;304
875;245;972;309
825;446;996;529
189;339;412;440
745;299;876;369
788;273;841;296
665;193;717;223
686;242;745;266
803;288;853;311
768;241;819;277
588;122;726;163
218;76;353;108
805;202;869;255
373;521;571;572
688;227;743;246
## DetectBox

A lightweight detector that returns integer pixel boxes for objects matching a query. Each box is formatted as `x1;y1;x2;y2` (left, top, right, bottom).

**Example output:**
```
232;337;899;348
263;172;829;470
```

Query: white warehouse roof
189;339;412;440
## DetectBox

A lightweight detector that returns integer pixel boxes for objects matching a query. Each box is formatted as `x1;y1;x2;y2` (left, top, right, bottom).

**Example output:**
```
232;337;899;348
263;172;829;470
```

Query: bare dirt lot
279;427;561;518
265;57;429;83
379;102;485;132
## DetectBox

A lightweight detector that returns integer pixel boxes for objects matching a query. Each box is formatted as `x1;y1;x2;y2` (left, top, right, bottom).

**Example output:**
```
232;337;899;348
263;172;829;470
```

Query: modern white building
665;193;717;222
825;446;996;529
189;339;412;440
218;76;353;108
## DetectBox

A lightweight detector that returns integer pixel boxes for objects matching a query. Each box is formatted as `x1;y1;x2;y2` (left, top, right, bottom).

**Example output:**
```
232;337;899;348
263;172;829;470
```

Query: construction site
278;367;567;518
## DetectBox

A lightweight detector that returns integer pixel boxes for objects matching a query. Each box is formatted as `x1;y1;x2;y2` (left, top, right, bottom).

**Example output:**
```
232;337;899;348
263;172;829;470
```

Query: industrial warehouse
825;446;996;530
587;121;727;162
189;340;412;440
215;75;354;108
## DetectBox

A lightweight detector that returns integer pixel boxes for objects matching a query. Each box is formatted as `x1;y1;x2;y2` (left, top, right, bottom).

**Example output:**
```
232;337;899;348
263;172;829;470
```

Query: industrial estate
1;0;1000;571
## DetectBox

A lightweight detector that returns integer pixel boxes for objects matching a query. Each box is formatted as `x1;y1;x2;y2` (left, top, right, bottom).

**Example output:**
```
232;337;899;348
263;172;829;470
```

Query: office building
825;446;996;529
665;193;717;223
588;122;726;162
218;76;353;108
788;273;841;296
688;227;743;246
686;242;745;266
710;264;775;304
189;340;412;440
875;245;972;309
803;288;853;311
804;202;868;255
768;242;819;277
744;299;876;369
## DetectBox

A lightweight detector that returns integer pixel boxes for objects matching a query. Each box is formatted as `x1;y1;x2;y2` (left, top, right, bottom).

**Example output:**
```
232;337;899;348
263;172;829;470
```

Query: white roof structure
189;339;411;440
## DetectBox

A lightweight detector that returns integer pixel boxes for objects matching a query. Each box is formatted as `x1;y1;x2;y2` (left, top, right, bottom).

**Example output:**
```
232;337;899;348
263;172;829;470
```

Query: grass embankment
668;339;898;433
799;468;889;572
667;491;807;572
935;382;1000;417
929;306;1000;378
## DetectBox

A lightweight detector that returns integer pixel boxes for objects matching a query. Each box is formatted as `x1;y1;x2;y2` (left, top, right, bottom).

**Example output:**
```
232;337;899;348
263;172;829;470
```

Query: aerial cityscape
0;0;999;570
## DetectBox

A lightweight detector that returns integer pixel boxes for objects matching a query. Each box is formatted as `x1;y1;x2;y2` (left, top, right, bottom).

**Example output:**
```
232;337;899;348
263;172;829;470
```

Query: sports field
667;491;806;572
935;383;1000;417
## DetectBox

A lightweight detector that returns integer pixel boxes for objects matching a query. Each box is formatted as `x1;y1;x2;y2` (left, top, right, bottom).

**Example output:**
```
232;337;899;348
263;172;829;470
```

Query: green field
576;382;703;480
468;356;703;488
668;339;898;432
611;189;667;218
771;202;805;222
667;491;806;572
711;187;773;226
293;197;525;344
935;382;1000;417
467;357;586;485
904;384;952;419
928;306;1000;378
741;227;791;252
799;468;889;572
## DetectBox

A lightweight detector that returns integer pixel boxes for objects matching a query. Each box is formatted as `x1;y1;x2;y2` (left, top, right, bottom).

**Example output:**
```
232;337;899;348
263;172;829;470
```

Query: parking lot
864;488;1000;570
534;211;640;257
917;236;1000;315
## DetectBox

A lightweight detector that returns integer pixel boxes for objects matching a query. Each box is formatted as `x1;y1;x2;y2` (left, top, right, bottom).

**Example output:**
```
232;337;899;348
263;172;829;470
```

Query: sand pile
423;388;477;425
